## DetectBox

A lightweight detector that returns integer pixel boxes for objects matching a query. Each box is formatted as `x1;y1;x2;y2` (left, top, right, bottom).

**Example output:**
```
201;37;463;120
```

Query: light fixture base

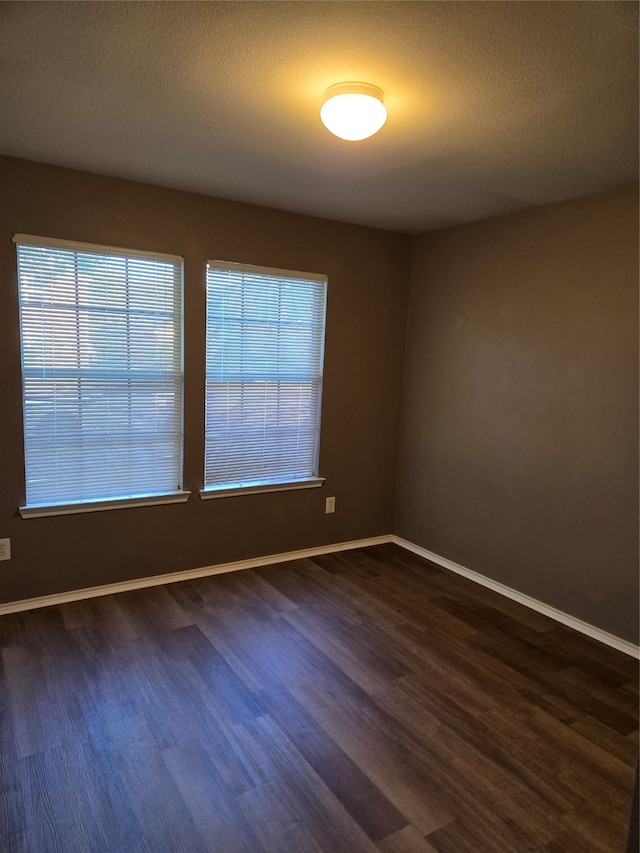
320;82;387;141
323;82;384;102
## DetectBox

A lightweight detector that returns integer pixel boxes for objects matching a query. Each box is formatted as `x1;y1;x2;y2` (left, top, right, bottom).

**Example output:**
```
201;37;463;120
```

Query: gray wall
1;157;638;646
396;186;639;643
0;156;411;602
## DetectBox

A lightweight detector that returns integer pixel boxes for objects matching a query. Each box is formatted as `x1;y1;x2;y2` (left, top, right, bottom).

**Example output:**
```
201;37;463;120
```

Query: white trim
13;233;183;264
1;531;636;659
19;491;191;519
392;536;640;660
207;258;327;283
199;478;325;500
0;535;391;616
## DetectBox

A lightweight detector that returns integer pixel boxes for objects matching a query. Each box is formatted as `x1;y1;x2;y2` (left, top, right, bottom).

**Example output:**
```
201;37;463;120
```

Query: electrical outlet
0;538;11;561
325;496;335;514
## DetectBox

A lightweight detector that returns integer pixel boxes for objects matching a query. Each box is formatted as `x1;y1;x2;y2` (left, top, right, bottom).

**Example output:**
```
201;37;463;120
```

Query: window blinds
205;261;326;492
15;236;184;507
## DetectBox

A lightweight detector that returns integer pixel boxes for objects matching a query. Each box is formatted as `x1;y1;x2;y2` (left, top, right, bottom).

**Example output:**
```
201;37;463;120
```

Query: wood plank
259;682;409;841
162;743;261;853
293;677;454;837
0;544;636;852
283;600;410;695
237;781;326;853
236;713;381;853
377;824;439;852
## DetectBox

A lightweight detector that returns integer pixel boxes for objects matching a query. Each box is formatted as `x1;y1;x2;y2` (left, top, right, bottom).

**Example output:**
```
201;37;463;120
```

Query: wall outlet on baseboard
325;496;335;514
0;539;11;561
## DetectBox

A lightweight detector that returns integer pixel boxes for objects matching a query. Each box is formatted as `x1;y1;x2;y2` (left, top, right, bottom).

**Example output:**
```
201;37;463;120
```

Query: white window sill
199;478;325;500
19;491;191;519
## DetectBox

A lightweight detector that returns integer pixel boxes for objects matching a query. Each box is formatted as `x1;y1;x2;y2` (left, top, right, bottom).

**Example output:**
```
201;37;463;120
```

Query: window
15;235;187;517
203;260;326;497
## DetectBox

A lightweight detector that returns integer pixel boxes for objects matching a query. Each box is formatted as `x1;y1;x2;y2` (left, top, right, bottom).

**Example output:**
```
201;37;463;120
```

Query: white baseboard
2;532;637;659
0;535;392;617
392;535;640;660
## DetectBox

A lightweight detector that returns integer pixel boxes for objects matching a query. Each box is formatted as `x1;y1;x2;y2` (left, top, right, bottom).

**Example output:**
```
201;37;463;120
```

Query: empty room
0;2;638;851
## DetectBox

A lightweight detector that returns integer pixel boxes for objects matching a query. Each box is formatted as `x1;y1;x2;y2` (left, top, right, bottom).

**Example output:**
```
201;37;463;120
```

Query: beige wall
396;186;639;643
0;156;411;602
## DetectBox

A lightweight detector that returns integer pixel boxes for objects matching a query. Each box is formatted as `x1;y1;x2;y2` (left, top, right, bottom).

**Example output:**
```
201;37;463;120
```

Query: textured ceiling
1;1;638;234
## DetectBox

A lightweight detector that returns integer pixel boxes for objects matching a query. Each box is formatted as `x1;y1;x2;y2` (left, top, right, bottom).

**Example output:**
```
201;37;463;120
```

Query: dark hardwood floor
1;544;638;852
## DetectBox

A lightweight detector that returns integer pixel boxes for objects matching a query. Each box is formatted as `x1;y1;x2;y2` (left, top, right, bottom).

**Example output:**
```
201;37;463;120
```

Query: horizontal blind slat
16;240;184;506
204;261;326;490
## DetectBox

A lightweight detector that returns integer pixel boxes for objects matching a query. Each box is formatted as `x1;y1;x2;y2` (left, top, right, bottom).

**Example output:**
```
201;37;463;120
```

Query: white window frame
14;234;189;518
201;259;327;499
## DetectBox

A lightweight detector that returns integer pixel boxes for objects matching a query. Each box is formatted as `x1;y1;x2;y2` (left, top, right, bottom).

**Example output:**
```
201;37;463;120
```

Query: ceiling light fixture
320;82;387;141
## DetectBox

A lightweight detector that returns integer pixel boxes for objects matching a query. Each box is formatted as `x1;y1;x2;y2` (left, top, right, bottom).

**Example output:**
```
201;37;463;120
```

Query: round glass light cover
320;87;387;141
